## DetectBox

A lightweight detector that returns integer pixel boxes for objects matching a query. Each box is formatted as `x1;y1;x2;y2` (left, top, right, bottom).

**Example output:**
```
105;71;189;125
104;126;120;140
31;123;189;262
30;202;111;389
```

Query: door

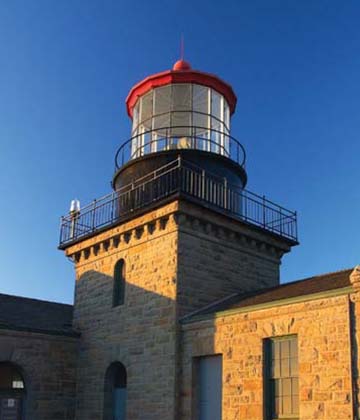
0;397;22;420
198;355;222;420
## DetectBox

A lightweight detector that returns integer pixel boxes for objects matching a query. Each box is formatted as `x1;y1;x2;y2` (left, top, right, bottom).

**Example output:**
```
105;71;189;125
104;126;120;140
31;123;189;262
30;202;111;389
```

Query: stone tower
59;59;298;419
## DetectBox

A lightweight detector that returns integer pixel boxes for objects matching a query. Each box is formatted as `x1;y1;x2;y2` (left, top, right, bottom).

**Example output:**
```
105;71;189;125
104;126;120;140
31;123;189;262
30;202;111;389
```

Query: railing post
279;208;283;235
202;170;206;200
262;195;266;228
224;177;227;209
111;192;116;223
91;199;97;231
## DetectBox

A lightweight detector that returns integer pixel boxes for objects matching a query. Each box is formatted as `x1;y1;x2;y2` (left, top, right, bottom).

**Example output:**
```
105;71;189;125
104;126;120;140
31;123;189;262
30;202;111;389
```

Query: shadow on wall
73;269;181;420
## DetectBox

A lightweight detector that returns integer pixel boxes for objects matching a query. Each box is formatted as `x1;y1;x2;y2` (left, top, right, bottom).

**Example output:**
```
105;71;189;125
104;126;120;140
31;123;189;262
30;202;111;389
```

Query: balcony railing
59;157;298;247
114;126;246;169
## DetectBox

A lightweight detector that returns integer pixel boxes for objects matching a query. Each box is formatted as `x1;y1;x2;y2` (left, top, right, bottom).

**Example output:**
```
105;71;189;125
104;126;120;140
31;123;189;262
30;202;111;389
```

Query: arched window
103;362;127;420
0;362;26;420
113;259;125;307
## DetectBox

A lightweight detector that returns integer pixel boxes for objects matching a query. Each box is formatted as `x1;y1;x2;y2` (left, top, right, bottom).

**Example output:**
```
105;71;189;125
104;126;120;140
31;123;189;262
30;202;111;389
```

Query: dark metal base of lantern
112;149;247;193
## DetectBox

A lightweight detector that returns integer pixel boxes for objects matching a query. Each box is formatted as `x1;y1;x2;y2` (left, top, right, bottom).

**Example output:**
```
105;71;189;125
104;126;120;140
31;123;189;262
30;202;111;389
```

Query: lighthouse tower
59;59;297;420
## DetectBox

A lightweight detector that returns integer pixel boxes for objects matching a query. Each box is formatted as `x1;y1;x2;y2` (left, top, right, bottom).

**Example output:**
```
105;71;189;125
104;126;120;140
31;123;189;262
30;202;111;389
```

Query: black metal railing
59;157;297;246
114;126;246;169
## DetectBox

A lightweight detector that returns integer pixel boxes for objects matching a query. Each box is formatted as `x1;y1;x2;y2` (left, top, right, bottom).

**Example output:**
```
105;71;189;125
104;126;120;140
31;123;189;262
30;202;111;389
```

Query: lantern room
113;59;247;192
127;59;236;160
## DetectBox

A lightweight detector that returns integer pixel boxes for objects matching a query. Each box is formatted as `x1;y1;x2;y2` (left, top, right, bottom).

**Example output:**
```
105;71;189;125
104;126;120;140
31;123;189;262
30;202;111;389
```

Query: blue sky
0;0;359;303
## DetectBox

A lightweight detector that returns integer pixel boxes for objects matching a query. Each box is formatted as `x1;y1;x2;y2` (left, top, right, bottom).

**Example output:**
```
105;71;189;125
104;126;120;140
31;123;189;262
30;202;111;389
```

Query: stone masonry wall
181;294;354;420
0;329;78;420
66;203;180;420
176;201;293;316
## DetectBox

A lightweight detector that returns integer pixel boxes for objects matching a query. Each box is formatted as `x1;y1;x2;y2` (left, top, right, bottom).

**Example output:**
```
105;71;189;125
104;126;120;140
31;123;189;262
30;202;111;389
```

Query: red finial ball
172;59;191;71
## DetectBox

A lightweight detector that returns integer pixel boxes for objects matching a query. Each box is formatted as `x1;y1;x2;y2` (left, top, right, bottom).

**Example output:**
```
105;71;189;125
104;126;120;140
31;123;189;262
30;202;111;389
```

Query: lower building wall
70;211;180;420
180;294;354;420
0;329;78;420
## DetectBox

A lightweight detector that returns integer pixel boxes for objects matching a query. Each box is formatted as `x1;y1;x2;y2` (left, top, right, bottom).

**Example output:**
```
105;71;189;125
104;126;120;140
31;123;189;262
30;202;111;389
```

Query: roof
0;293;79;337
126;67;237;118
182;268;353;322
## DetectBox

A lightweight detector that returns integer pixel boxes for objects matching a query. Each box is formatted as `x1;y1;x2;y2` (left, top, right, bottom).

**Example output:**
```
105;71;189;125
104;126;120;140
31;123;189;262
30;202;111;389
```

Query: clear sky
0;0;360;304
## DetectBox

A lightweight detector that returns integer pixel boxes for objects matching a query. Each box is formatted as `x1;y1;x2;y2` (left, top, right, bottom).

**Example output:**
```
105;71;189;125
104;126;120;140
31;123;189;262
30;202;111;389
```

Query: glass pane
292;378;299;395
281;340;290;358
274;397;281;417
290;337;298;358
193;84;208;114
171;111;191;137
290;356;298;376
272;358;280;378
172;84;191;111
292;394;299;414
132;102;139;134
274;379;281;397
193;111;208;130
282;378;291;396
211;90;221;121
283;396;292;415
224;101;230;131
281;358;290;377
153;114;170;131
154;85;171;115
140;92;153;127
272;341;281;361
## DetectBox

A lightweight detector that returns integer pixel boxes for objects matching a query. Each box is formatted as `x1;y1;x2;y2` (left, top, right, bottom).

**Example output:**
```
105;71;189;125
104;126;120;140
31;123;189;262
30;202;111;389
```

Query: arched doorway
103;362;127;420
0;362;26;420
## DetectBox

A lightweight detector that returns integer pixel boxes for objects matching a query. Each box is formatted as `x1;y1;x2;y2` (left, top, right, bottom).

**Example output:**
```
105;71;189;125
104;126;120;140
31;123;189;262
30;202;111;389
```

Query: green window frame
264;335;299;420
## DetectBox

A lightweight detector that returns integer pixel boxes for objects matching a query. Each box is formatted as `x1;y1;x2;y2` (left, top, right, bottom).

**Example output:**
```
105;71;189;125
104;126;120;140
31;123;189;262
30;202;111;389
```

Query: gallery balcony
59;150;298;248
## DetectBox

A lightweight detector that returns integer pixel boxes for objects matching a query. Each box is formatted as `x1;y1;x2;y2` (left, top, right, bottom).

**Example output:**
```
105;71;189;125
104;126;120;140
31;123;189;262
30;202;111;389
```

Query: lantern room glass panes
130;83;231;159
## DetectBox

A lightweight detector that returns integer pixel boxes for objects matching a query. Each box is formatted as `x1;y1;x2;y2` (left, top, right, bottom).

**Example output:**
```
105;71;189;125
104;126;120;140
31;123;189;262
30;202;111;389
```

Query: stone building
0;59;358;420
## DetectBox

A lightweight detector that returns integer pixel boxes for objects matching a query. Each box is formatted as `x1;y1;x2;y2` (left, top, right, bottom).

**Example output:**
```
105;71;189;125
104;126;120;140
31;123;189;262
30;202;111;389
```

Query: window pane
272;358;280;378
154;85;171;115
211;90;221;122
290;337;298;358
171;111;191;137
172;84;191;111
140;92;153;126
290;356;298;376
193;85;208;114
274;379;281;397
272;341;280;361
281;340;290;358
283;396;292;414
132;102;139;134
274;397;281;417
292;394;299;413
224;101;230;132
281;357;290;377
282;378;291;396
292;378;299;395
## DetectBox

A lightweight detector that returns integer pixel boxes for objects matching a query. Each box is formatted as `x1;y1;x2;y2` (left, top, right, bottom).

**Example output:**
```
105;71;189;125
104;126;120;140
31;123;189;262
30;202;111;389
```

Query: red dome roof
126;62;237;118
172;59;192;71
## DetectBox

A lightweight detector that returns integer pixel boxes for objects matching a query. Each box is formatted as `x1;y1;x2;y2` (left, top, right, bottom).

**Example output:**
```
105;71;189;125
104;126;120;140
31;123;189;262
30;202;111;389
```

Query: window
264;336;299;419
113;259;125;307
194;355;222;420
0;362;26;420
103;362;127;420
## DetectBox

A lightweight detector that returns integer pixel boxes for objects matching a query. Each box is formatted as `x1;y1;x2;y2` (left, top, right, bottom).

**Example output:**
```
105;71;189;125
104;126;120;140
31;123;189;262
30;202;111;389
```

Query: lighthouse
59;59;297;419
